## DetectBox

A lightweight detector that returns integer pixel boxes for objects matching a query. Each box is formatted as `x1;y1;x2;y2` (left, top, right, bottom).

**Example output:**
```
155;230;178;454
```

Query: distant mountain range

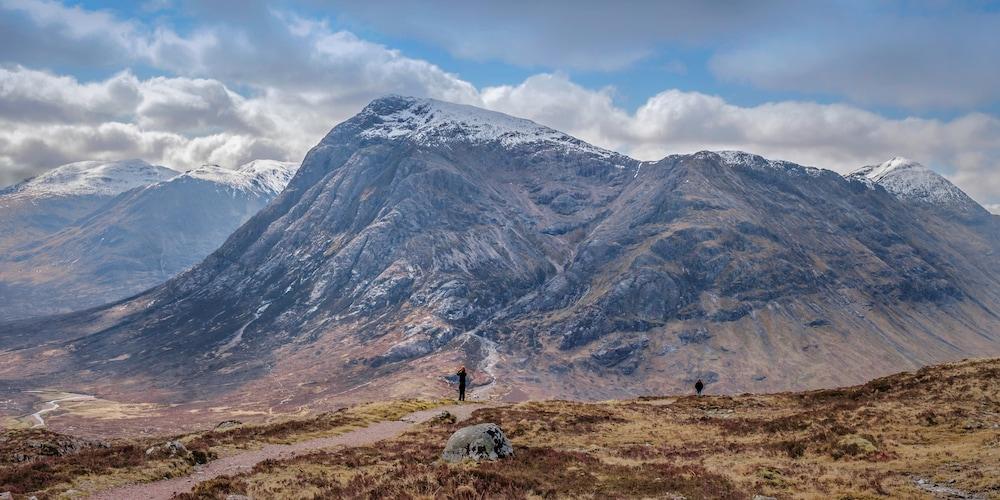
0;159;298;320
0;96;996;407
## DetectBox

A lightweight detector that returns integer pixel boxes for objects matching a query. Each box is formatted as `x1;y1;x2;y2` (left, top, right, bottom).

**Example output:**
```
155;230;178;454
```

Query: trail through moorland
88;403;485;500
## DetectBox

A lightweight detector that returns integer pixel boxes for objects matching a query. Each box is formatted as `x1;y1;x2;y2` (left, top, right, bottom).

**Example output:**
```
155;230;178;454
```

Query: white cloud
0;67;293;185
332;1;1000;111
482;74;632;150
0;4;482;184
481;75;1000;208
0;2;996;210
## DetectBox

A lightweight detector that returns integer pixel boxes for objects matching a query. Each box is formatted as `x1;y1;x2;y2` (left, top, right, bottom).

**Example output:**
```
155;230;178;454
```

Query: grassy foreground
0;399;443;497
2;359;999;498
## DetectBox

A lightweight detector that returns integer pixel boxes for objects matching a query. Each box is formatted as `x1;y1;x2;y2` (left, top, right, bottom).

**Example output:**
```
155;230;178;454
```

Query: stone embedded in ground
145;440;189;458
429;411;457;425
214;419;244;431
441;423;513;462
835;435;877;457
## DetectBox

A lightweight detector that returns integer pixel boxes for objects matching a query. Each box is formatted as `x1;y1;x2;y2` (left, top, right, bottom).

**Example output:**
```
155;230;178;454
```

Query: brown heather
3;359;999;498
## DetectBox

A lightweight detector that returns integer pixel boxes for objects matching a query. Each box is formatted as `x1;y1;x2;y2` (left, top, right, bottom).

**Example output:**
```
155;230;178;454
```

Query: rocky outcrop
145;440;189;459
0;429;107;464
441;423;513;462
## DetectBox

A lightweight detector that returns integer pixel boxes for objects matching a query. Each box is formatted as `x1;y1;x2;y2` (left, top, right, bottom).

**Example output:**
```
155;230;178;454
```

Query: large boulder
441;423;513;463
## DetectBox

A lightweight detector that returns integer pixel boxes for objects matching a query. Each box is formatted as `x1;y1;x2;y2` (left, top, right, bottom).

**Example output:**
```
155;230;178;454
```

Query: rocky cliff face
1;96;997;405
0;160;298;320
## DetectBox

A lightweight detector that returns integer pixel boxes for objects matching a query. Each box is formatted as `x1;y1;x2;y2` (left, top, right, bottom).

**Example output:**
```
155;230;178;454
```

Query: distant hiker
695;379;705;396
457;366;467;401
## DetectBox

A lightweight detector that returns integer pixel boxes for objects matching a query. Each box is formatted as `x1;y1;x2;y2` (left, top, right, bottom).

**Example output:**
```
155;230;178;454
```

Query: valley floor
1;358;998;499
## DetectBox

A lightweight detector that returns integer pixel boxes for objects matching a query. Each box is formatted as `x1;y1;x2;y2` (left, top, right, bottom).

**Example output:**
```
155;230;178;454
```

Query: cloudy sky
1;0;999;212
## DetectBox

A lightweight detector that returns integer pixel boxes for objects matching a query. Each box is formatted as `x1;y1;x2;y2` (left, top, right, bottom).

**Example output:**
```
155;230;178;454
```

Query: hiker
695;379;704;396
457;366;467;401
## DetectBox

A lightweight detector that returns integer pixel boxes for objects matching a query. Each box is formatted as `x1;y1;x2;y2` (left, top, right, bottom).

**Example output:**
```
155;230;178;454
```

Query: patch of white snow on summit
7;159;178;198
848;157;980;210
359;96;619;159
179;160;299;196
712;150;824;176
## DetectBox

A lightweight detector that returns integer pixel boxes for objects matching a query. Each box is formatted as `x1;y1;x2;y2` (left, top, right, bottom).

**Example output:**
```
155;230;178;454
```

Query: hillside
0;160;178;255
0;160;298;320
1;358;997;498
0;96;998;411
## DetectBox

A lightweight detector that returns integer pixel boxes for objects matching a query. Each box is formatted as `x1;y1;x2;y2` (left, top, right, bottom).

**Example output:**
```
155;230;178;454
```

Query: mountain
848;157;990;217
0;160;179;252
1;96;997;409
0;159;299;321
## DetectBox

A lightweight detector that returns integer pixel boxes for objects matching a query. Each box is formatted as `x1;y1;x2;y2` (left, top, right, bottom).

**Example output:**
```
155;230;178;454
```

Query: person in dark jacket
457;366;467;401
695;379;705;396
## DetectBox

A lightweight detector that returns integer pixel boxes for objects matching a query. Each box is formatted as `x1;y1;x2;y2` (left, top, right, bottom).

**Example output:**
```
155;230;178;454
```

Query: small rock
753;496;778;500
962;420;985;430
213;419;244;431
429;411;457;425
225;495;252;500
441;423;513;463
0;491;13;500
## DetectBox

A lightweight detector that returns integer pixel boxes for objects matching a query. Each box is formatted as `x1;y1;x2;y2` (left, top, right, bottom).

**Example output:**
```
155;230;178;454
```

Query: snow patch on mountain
711;150;825;176
179;160;299;196
356;95;622;160
5;159;178;198
848;157;983;213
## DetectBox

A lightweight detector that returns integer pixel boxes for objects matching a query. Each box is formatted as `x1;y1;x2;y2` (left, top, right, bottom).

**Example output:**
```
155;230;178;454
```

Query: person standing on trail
695;379;705;396
457;366;467;401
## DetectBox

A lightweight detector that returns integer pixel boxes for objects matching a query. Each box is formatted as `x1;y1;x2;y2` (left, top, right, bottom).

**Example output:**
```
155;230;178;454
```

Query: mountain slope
0;96;997;407
0;160;298;320
848;157;989;217
0;160;179;253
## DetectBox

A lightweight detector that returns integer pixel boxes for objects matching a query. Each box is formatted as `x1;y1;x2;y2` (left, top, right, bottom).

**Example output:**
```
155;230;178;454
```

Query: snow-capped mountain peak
348;95;621;159
848;157;984;214
6;159;178;198
180;160;299;195
237;159;300;193
852;156;922;182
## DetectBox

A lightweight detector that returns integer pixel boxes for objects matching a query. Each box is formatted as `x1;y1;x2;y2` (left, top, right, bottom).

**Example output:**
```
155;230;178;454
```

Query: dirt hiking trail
88;403;485;500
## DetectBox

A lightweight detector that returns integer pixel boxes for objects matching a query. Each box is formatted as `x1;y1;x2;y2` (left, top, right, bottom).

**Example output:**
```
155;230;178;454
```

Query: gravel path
88;404;484;500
